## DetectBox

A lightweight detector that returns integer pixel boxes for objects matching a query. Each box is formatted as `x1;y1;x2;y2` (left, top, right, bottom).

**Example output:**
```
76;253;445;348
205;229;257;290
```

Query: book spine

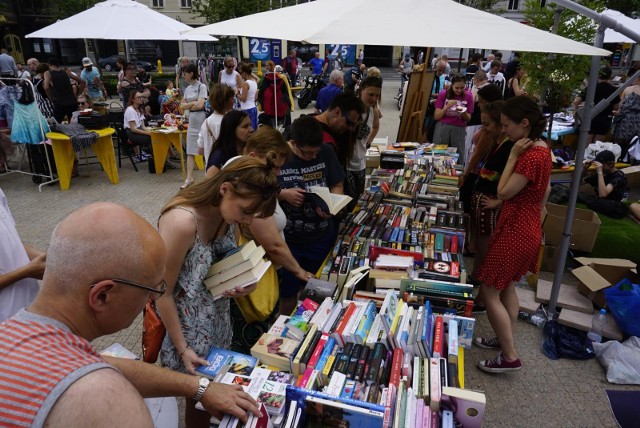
315;336;337;374
354;301;377;345
354;345;370;382
429;358;441;411
365;342;386;386
307;333;329;370
331;302;357;347
389;347;404;389
432;315;444;359
346;344;363;380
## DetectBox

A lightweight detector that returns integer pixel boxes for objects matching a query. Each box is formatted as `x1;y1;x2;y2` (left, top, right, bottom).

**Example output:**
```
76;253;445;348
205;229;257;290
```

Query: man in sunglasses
0;202;259;427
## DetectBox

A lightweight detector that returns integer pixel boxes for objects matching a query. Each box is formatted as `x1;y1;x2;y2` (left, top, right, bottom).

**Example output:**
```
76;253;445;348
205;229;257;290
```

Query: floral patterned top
159;207;236;373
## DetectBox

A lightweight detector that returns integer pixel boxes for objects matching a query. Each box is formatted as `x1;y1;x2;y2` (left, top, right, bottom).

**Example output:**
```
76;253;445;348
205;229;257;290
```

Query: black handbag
78;112;110;129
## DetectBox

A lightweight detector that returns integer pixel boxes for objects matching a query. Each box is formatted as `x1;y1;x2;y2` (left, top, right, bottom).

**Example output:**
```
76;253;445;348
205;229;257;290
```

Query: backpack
260;75;289;117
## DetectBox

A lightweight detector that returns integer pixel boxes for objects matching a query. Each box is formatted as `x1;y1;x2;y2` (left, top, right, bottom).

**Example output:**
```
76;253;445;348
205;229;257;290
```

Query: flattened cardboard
557;308;623;341
572;258;638;308
535;279;593;314
543;203;601;253
515;287;539;314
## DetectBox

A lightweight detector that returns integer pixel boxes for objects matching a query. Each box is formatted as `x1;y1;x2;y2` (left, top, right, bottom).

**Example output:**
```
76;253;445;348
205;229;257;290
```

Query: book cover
441;313;476;350
207;241;258;275
304;395;384;428
196;347;257;380
429;358;441;412
267;315;291;337
285;298;320;341
204;246;266;287
250;333;301;372
307;333;330;370
292;324;318;376
301;278;338;304
432;315;444;359
440;387;486;428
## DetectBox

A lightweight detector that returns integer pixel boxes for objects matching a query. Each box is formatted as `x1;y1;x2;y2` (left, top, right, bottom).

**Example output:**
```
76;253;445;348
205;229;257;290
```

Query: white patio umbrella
602;9;640;43
184;0;608;56
26;0;216;41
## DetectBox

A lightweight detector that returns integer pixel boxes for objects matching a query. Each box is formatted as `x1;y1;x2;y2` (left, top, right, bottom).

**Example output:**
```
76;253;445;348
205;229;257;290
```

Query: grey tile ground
3;81;635;428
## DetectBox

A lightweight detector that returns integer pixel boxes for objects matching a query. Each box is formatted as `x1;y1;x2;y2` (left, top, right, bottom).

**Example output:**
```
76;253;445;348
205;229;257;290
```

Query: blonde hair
244;126;292;162
161;157;279;218
367;67;381;78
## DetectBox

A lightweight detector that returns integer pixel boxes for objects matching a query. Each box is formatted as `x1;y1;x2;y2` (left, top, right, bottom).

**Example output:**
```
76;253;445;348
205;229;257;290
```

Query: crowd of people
1;48;639;426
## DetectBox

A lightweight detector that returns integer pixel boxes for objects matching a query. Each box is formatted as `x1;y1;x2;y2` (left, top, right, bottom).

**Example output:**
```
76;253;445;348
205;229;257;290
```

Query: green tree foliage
520;0;605;110
191;0;299;24
48;0;100;20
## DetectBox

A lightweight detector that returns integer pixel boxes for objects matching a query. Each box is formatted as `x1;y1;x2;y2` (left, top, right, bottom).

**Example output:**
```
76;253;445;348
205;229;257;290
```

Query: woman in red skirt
474;96;552;373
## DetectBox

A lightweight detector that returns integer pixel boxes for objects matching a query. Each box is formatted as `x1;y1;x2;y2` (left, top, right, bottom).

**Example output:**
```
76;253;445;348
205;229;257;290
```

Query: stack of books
204;241;271;300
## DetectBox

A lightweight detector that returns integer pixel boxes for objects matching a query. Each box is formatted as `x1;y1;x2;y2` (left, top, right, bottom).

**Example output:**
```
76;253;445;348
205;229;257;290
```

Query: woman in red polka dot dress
474;96;552;373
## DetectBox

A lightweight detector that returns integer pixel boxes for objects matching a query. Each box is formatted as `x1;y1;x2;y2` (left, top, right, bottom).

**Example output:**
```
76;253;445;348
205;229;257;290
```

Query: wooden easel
396;69;435;143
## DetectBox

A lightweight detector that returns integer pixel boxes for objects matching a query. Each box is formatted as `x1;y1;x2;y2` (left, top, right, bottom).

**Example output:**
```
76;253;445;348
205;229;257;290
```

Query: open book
307;186;352;215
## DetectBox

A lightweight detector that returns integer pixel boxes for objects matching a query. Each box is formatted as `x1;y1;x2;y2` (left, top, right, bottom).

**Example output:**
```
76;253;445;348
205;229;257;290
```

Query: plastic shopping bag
604;278;640;337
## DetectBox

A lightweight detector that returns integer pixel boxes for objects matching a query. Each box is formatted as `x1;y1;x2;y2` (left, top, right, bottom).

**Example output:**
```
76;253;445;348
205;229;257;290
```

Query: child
165;81;176;97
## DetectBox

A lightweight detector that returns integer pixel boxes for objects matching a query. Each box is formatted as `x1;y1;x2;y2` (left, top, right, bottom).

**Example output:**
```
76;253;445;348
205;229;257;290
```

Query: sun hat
82;57;93;66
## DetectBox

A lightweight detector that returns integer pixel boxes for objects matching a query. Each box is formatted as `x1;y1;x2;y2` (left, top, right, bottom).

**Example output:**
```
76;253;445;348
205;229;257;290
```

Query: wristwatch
193;377;210;402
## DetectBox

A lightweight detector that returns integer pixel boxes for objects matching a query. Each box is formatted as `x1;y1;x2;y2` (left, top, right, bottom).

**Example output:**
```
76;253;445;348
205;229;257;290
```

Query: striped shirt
0;309;112;427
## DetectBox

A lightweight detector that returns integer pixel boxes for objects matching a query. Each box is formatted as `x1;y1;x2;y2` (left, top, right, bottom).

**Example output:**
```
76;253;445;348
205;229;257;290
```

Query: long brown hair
243;126;292;162
161;156;279;218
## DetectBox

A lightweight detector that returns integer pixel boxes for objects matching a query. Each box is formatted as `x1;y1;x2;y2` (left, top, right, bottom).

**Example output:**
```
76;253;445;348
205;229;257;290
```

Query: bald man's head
44;203;165;295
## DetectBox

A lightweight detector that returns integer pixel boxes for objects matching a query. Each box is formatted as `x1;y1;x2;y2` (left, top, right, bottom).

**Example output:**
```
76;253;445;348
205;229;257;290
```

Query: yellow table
46;127;118;191
150;129;186;178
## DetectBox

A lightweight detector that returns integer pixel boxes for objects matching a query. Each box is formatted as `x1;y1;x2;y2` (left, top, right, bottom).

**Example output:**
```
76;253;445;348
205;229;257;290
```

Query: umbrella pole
547;0;640;317
547;24;604;317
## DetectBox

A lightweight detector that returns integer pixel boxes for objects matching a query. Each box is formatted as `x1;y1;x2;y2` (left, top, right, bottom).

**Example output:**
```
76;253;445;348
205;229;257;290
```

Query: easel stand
397;69;435;143
1;77;58;191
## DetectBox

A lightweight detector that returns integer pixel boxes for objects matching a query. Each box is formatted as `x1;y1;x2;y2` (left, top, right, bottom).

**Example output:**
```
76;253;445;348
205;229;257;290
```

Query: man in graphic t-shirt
277;115;345;316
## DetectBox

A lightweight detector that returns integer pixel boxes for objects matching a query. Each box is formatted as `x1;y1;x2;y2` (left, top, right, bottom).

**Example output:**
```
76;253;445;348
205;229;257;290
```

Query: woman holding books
229;127;316;354
205;110;253;178
156;157;279;427
474;96;551;373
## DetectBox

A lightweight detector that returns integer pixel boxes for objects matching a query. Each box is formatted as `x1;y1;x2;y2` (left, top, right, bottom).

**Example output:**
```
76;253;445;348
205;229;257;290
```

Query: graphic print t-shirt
278;144;345;245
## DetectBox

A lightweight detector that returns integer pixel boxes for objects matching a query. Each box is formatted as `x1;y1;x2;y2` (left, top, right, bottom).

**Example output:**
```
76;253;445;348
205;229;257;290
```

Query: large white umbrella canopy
26;0;217;41
602;9;640;43
184;0;608;56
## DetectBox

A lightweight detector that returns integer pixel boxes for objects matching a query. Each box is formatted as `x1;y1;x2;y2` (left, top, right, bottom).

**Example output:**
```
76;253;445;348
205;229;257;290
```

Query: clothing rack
1;77;57;191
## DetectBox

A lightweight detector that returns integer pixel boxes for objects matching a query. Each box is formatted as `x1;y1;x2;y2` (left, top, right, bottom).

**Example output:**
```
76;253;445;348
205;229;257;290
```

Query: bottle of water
587;309;607;343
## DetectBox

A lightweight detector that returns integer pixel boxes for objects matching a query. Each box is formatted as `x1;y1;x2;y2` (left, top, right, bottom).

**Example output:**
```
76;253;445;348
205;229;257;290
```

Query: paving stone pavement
1;81;634;428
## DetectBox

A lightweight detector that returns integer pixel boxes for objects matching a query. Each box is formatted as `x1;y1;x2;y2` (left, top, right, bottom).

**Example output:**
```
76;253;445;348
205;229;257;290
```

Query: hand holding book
221;281;259;298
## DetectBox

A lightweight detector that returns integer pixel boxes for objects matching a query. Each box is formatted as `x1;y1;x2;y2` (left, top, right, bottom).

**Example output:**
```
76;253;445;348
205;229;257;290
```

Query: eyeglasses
92;278;167;295
342;111;360;128
78;101;88;106
135;96;148;100
226;65;235;69
296;145;321;158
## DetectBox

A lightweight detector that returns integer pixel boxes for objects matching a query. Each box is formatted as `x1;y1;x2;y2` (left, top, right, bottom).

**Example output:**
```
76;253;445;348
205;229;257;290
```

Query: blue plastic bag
604;278;640;337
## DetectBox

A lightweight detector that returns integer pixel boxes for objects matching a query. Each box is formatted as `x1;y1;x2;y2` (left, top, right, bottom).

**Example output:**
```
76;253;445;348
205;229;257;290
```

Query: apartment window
152;0;164;7
181;0;192;7
508;0;519;10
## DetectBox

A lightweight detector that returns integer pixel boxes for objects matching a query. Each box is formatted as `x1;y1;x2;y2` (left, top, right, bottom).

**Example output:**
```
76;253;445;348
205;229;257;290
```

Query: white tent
26;0;216;41
602;9;640;43
184;0;608;56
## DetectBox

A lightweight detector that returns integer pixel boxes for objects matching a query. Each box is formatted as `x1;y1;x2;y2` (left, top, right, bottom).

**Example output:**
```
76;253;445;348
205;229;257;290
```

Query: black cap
594;150;615;163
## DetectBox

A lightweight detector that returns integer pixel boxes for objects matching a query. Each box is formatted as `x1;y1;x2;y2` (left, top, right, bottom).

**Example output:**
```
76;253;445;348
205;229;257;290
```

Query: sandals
180;178;194;189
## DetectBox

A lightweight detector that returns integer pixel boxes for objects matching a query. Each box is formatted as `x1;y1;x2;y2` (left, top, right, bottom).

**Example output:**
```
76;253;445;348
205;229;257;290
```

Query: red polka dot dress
477;145;552;290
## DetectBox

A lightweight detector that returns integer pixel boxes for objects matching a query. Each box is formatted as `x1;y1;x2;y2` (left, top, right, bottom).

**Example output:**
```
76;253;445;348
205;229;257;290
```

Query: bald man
26;58;39;72
0;203;259;427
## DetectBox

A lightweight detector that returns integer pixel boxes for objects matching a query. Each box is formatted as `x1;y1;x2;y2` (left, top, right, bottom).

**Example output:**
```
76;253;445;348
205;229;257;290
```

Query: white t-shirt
240;80;257;110
220;70;240;91
123;106;144;130
0;190;39;322
348;106;374;171
198;112;224;164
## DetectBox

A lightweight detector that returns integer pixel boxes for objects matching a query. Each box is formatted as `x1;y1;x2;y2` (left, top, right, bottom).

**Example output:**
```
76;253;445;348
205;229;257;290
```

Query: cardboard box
543;203;601;253
572;257;638;308
621;165;640;188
